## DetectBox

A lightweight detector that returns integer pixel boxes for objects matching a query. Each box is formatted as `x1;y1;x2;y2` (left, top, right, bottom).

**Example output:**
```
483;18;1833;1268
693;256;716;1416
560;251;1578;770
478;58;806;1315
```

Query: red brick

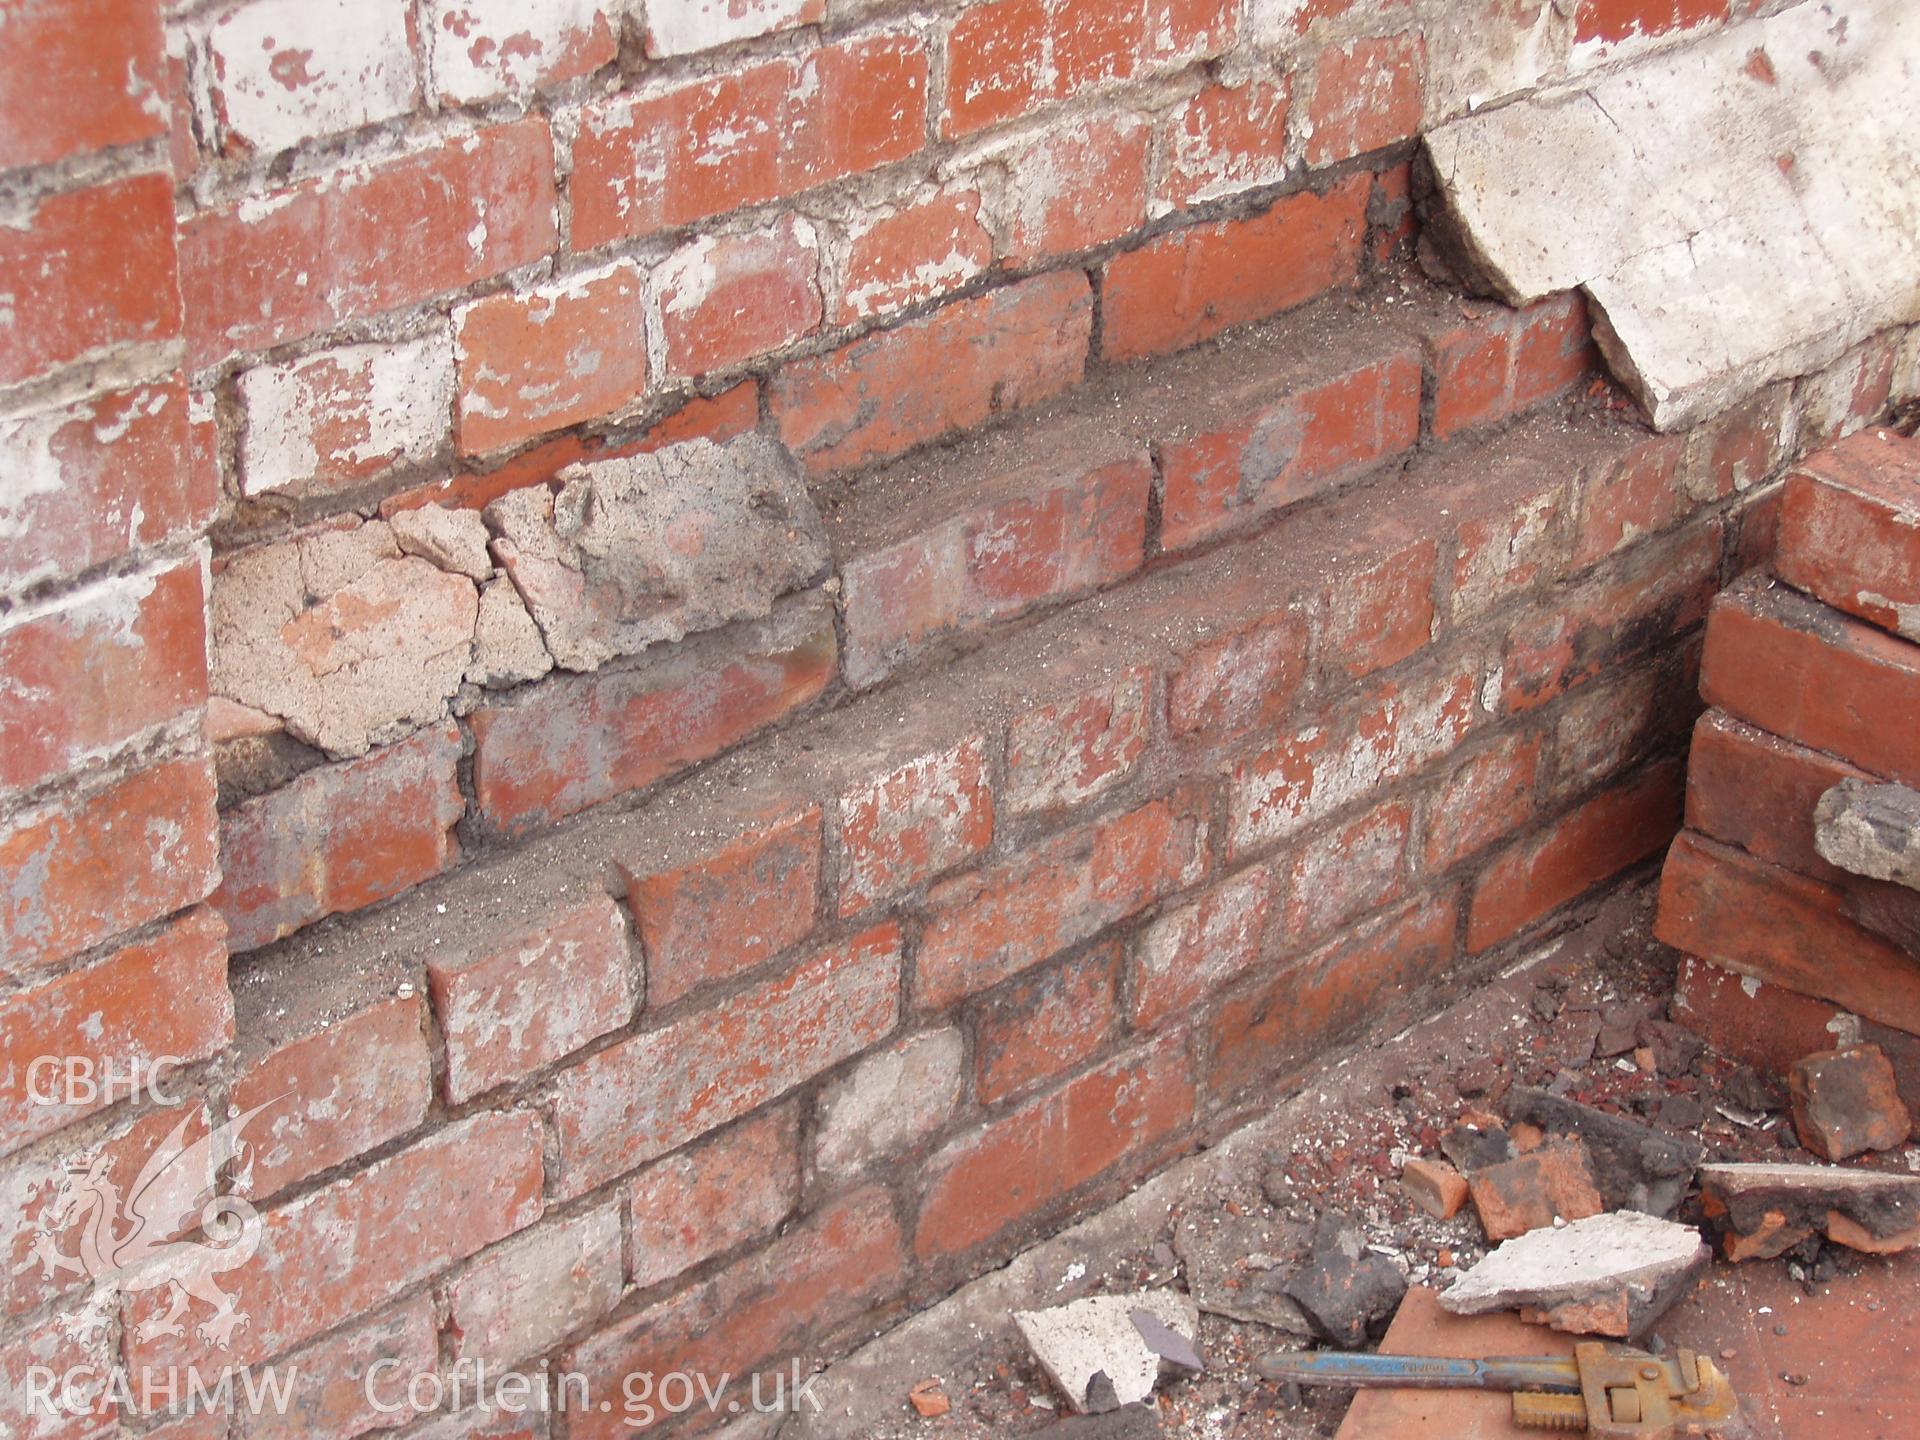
1101;175;1369;363
231;989;432;1200
0;754;219;977
941;0;1232;136
622;810;820;1007
1167;609;1310;746
382;380;759;516
253;1300;438;1440
1285;800;1411;944
1209;894;1456;1097
1;1102;211;1320
1799;335;1900;450
1448;474;1571;622
0;909;231;1158
1789;1044;1911;1162
840;448;1150;685
839;738;994;915
570;1188;905;1440
0;0;167;169
1319;532;1436;680
1007;669;1151;814
1370;159;1416;261
1684;709;1868;885
0;173;180;388
1430;293;1595;440
1503;524;1720;711
1572;432;1691;567
1160;79;1291;208
1575;0;1729;46
1004;114;1150;261
433;0;619;103
835;187;994;325
213;722;465;952
1550;649;1694;794
551;924;899;1195
180;119;556;367
1672;956;1920;1116
915;1034;1194;1258
1302;33;1425;166
967;466;1150;605
455;259;648;455
1686;384;1790;500
165;41;199;183
1656;830;1920;1037
642;0;822;55
447;1207;623;1366
469;613;835;834
771;271;1092;476
975;943;1121;1103
1469;760;1681;951
918;788;1210;1009
570;34;925;248
1699;576;1920;790
1424;733;1543;871
1158;349;1422;550
1775;428;1920;643
1131;866;1272;1031
0;557;206;794
1469;1138;1606;1240
127;1110;543;1371
427;894;636;1102
1231;658;1479;855
659;215;823;379
0;1309;115;1440
628;1107;801;1289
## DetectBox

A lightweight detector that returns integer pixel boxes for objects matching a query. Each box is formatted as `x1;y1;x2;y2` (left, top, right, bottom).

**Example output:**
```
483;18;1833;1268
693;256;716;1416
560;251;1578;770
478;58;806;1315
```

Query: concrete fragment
1817;780;1920;892
1467;1138;1605;1242
1013;1290;1200;1413
392;504;495;581
1788;1044;1912;1161
1440;1212;1709;1339
1700;1162;1920;1260
1507;1087;1701;1216
1282;1211;1408;1349
468;578;553;689
1421;2;1920;428
814;1028;962;1179
210;520;479;757
1401;1157;1469;1219
484;434;829;671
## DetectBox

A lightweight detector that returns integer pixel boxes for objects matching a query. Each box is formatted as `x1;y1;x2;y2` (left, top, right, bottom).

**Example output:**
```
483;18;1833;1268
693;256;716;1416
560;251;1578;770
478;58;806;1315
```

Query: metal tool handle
1256;1351;1582;1393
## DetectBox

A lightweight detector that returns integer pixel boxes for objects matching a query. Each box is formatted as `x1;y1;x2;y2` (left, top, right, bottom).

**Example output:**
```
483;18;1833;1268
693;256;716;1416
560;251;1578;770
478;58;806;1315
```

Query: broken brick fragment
1401;1157;1469;1219
1789;1044;1913;1161
1467;1138;1605;1242
1700;1162;1920;1260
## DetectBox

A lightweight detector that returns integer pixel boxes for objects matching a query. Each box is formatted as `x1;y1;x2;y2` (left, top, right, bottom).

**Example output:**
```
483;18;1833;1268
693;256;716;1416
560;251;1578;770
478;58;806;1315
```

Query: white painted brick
430;0;617;104
238;330;454;496
641;0;822;59
210;0;417;153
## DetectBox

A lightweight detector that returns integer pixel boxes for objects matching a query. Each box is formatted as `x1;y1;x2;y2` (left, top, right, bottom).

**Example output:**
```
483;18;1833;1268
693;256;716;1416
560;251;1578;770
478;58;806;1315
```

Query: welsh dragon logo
29;1100;279;1350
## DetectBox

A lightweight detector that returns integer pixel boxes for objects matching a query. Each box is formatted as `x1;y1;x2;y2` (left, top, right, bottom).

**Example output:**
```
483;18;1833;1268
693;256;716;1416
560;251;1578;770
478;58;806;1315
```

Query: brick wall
2;0;1917;1434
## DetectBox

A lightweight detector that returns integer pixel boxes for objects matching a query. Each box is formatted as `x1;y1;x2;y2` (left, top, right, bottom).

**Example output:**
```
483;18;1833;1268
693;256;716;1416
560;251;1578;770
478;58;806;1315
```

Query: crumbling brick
1789;1044;1913;1161
1467;1138;1606;1241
